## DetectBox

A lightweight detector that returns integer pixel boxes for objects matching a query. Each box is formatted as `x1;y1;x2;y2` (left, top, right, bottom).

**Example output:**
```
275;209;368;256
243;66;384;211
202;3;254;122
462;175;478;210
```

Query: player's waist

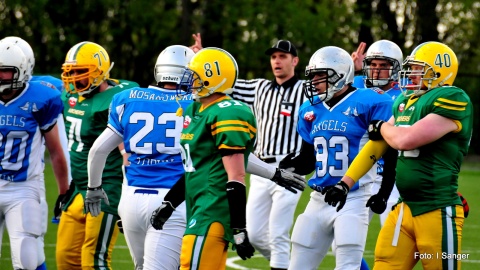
122;184;171;196
255;153;289;164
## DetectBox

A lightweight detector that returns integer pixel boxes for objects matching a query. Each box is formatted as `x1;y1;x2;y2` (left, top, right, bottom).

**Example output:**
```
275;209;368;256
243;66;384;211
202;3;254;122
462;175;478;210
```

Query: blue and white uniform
0;81;63;269
289;88;392;269
107;86;192;269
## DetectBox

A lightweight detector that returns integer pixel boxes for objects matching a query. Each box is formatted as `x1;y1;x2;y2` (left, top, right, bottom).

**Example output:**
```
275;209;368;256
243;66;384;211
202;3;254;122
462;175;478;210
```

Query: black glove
366;193;387;214
117;219;124;234
232;228;255;260
150;201;175;230
54;194;66;218
321;181;350;212
53;182;75;218
368;120;385;141
270;168;306;194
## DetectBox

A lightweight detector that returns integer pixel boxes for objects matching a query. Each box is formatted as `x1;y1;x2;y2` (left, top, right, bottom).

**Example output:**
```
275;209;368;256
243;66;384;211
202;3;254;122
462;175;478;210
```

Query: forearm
88;128;122;187
222;153;246;184
343;140;389;188
246;153;276;179
279;139;315;175
50;150;69;194
377;146;398;198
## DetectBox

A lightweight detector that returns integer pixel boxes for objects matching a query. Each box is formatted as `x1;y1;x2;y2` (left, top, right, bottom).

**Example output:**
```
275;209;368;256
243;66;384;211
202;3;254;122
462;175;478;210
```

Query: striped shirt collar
271;74;299;90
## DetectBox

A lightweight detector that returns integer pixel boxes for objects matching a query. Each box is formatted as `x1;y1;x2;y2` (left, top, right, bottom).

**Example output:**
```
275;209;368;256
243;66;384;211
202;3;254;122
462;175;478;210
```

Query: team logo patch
188;219;197;228
371;87;385;94
342;106;358;117
280;108;291;117
303;111;315;122
398;103;405;112
183;115;192;128
69;97;77;107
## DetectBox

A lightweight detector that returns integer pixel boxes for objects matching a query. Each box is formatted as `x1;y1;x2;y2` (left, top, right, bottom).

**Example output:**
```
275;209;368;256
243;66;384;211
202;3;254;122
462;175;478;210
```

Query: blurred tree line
1;0;479;153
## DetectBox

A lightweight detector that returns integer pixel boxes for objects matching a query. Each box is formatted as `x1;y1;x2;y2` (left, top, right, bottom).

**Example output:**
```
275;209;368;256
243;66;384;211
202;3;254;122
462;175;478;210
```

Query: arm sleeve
164;174;186;208
87;128;123;187
344;140;389;182
377;146;398;199
246;153;276;179
279;139;316;175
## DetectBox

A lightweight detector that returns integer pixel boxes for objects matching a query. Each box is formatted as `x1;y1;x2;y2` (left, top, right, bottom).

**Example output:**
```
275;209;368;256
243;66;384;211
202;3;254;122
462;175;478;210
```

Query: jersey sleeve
36;88;64;131
430;87;471;121
107;93;125;136
368;94;394;121
211;103;256;151
296;103;314;144
232;78;261;105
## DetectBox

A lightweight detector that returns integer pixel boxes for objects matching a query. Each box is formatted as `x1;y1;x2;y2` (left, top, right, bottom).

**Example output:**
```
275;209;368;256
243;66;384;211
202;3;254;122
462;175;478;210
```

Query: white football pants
118;184;186;270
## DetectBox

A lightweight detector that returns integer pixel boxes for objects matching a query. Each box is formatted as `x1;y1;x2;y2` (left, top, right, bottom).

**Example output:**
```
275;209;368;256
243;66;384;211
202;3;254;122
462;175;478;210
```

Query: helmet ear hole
204;81;210;86
436;72;441;78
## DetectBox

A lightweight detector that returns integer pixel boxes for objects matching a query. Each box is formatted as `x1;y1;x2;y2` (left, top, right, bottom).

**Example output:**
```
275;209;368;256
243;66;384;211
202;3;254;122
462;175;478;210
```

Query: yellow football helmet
61;41;114;96
183;47;238;99
399;41;458;96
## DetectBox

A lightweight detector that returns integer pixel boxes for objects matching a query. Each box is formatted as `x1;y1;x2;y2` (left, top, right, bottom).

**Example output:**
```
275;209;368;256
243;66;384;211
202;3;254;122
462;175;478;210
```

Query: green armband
345;140;389;182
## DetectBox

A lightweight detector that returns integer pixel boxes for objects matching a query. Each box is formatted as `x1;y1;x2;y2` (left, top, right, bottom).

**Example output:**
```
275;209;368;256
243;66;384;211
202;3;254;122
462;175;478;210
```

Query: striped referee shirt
232;75;308;160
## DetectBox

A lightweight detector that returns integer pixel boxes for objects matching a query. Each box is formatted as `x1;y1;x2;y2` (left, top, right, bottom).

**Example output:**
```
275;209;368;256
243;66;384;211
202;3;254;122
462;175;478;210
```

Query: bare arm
44;124;69;194
222;153;246;184
381;113;458;150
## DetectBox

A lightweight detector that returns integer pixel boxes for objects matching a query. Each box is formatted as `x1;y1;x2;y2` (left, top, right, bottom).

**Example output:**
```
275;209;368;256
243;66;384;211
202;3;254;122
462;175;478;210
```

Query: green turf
1;162;479;269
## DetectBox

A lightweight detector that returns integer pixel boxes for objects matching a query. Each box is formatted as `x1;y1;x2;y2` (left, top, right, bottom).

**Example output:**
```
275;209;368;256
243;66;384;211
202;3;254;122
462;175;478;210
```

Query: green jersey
393;86;473;216
62;79;138;215
180;96;256;244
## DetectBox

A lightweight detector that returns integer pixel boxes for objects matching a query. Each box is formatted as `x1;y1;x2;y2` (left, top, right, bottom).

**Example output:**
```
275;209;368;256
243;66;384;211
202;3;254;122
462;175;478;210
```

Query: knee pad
12;236;38;270
291;214;318;248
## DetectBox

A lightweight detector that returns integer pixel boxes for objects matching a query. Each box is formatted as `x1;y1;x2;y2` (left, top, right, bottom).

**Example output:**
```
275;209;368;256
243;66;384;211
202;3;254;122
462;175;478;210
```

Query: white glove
85;187;109;217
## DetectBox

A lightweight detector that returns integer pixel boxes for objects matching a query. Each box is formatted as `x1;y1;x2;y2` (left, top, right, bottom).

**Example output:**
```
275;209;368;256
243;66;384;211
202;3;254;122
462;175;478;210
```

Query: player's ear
292;56;299;67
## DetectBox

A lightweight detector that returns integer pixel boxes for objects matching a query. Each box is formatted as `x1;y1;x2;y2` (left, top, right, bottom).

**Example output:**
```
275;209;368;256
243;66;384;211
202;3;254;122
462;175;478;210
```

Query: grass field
1;161;479;270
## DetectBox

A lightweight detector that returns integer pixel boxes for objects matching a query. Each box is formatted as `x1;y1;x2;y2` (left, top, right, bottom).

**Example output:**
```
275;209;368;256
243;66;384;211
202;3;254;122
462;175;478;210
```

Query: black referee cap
265;40;298;57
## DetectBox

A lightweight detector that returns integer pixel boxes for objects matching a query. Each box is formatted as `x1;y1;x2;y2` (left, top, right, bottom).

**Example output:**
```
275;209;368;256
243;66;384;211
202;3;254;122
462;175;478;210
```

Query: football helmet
0;36;34;82
0;42;29;94
363;40;403;88
154;45;194;88
399;41;458;96
182;47;238;99
61;41;114;96
303;46;354;104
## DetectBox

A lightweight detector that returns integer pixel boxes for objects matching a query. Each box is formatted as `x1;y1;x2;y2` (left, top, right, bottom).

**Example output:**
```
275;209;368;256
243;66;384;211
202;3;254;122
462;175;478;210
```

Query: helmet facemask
363;56;401;88
61;63;113;96
180;67;229;100
304;68;345;105
399;59;442;97
0;67;24;94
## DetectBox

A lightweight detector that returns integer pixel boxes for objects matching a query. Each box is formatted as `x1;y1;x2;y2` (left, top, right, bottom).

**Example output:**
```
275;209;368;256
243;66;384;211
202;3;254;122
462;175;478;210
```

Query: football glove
117;219;124;234
458;192;469;218
150;201;175;230
270;168;306;194
232;228;255;260
84;186;109;217
322;181;349;212
53;182;75;219
368;120;385;141
366;193;387;214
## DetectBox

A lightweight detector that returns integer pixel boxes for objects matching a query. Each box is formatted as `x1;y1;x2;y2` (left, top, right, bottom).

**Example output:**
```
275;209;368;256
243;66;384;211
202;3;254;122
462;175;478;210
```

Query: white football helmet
0;36;34;82
154;45;194;88
0;42;29;93
363;40;403;88
304;46;354;104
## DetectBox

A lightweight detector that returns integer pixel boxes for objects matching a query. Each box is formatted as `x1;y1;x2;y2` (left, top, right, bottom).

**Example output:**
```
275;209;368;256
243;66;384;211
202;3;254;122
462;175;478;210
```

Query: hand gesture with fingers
189;33;203;53
351;42;367;72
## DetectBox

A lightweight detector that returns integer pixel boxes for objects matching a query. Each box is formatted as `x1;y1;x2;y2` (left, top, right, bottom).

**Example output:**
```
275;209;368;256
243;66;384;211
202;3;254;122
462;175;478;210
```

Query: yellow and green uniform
374;86;472;270
393;86;472;215
56;79;138;270
179;96;256;268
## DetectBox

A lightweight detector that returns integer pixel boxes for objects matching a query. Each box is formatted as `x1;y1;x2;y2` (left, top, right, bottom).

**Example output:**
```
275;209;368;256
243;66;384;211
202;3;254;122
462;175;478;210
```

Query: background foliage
1;0;479;152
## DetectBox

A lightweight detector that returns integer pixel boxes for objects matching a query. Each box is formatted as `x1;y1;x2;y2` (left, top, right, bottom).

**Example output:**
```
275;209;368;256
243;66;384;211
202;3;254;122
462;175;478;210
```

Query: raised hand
189;33;203;53
351;42;367;72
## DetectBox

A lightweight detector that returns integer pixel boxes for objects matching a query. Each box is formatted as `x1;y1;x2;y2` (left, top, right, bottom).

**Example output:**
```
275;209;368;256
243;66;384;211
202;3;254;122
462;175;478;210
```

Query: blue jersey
297;88;393;191
108;86;193;188
31;75;63;92
0;81;63;182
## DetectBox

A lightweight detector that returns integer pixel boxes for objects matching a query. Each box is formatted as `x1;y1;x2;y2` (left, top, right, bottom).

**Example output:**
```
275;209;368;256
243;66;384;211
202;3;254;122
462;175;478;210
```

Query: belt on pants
134;189;159;195
257;156;277;164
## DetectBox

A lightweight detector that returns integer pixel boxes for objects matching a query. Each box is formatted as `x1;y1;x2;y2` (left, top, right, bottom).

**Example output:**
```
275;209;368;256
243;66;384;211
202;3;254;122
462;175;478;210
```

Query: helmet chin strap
436;72;452;87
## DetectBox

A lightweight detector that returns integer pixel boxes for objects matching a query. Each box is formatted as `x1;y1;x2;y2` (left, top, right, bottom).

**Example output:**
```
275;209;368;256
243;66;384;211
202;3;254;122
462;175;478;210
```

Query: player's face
407;64;426;89
270;52;297;79
367;59;392;80
0;69;14;80
311;73;328;94
68;68;89;90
